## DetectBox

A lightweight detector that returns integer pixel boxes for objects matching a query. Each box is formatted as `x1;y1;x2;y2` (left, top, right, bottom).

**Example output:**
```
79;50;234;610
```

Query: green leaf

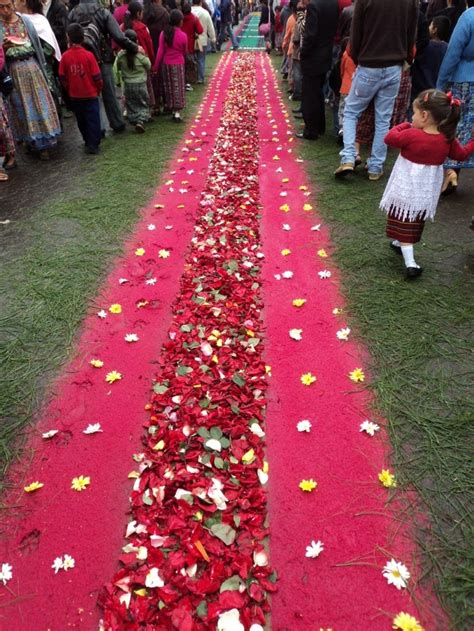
247;337;260;347
230;404;240;415
210;523;236;546
197;427;210;438
159;600;166;610
214;456;225;469
220;575;242;593
210;426;223;439
227;259;238;273
142;493;153;506
220;437;230;449
234;514;241;528
204;514;221;529
196;601;208;618
199;397;210;409
176;365;193;376
180;323;194;333
153;383;168;394
232;373;246;387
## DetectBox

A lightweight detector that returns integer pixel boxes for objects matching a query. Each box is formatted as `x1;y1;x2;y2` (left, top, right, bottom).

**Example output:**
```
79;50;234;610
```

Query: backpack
72;7;106;62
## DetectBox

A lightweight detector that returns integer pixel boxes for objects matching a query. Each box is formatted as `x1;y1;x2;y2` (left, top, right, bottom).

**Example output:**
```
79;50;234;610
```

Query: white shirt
192;6;216;46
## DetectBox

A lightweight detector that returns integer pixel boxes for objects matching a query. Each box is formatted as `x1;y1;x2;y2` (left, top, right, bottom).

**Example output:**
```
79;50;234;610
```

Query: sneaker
334;163;354;178
368;171;384;181
135;123;145;133
185;84;193;91
172;113;182;123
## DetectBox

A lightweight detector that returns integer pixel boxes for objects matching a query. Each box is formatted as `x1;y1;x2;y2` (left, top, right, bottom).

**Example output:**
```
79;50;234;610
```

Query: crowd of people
263;0;474;277
0;0;247;179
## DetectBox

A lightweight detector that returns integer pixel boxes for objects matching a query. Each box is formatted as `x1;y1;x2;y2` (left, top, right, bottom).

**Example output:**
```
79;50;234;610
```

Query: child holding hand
381;89;474;279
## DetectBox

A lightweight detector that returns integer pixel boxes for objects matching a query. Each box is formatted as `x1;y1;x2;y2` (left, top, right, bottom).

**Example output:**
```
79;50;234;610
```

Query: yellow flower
282;178;289;183
349;368;365;383
106;370;122;384
303;203;313;211
299;185;308;191
281;248;291;256
242;448;255;464
332;307;343;315
24;481;44;493
292;298;307;308
379;469;397;488
135;247;145;256
158;249;170;259
317;249;328;258
299;479;317;492
279;204;290;212
90;359;104;368
301;372;317;386
272;155;280;161
71;475;90;491
154;203;164;209
153;440;165;451
109;303;122;314
392;612;424;631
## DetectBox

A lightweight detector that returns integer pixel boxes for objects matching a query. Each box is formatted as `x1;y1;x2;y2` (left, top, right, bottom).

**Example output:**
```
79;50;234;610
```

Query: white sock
392;239;401;247
401;245;419;268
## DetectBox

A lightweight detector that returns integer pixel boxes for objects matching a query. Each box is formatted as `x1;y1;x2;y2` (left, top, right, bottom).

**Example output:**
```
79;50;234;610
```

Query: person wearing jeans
334;0;418;180
217;0;238;50
192;0;216;82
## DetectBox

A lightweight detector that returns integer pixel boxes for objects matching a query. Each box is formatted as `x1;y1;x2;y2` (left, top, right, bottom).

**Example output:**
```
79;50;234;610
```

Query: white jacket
192;6;216;47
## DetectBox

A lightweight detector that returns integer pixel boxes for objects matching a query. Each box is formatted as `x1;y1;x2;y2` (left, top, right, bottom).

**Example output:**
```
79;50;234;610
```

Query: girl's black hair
430;15;451;42
182;2;192;14
414;89;461;142
124;1;143;31
124;28;138;70
164;9;183;47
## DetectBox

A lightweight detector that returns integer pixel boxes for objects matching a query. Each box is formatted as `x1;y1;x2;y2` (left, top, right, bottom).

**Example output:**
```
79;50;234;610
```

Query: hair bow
446;91;461;107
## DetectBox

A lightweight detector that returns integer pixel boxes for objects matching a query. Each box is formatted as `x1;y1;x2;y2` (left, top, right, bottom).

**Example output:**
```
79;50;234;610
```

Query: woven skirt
0;94;15;157
163;63;185;111
386;212;425;244
445;82;474;169
8;57;61;150
124;82;150;125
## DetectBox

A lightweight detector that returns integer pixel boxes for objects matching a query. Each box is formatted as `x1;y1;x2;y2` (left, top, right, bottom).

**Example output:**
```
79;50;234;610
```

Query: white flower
124;333;139;343
217;609;244;631
336;327;351;341
289;328;303;341
250;422;265;438
62;554;75;571
165;225;173;230
253;550;269;567
282;223;291;231
297;420;312;432
305;540;324;558
360;420;380;436
146;278;157;285
274;274;281;280
311;224;321;231
280;191;288;197
275;166;283;173
187;169;194;175
257;469;268;485
249;626;264;631
318;270;332;279
52;557;64;574
42;429;58;439
382;559;410;590
282;270;293;279
0;563;13;585
147;224;156;230
83;423;103;434
208;478;228;510
205;438;222;452
145;567;164;588
97;309;107;319
118;277;129;284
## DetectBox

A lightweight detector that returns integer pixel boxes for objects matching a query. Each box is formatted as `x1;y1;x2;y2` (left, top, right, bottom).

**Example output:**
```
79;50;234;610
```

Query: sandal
3;155;17;170
441;169;458;196
0;168;8;182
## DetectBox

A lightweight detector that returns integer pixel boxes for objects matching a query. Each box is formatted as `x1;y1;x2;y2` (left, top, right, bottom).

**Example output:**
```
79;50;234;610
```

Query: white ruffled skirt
380;155;444;222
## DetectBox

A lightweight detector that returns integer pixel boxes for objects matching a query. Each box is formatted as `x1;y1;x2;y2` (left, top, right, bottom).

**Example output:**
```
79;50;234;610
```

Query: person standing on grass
334;0;418;180
0;39;15;181
59;23;102;153
152;9;187;122
114;29;151;132
192;0;216;83
217;0;239;50
297;0;338;140
181;2;203;89
380;89;474;279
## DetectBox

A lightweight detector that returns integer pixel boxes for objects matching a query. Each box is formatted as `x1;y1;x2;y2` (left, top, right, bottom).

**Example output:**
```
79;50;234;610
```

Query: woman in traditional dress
0;35;15;179
0;0;61;160
436;6;474;194
152;9;187;122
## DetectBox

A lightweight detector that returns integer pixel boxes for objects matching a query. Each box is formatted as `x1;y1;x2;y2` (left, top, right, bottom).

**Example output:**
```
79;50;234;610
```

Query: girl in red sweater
381;89;474;279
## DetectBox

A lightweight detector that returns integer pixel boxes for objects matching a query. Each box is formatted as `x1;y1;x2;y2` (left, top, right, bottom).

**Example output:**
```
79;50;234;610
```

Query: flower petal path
0;52;447;631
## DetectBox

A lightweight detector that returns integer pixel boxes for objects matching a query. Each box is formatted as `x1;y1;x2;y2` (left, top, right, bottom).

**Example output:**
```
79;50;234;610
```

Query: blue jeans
219;21;238;48
340;65;402;174
196;50;206;82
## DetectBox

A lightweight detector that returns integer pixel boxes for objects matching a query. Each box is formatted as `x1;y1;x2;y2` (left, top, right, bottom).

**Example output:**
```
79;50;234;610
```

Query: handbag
258;7;271;36
0;68;13;97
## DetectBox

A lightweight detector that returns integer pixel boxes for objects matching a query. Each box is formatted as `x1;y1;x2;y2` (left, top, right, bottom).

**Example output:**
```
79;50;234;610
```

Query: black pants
70;97;101;150
301;72;326;138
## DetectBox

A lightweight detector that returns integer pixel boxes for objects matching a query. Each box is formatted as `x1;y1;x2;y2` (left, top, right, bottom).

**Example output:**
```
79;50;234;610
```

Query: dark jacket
350;0;418;68
46;0;68;52
300;0;339;75
143;4;169;55
338;3;354;41
69;0;138;64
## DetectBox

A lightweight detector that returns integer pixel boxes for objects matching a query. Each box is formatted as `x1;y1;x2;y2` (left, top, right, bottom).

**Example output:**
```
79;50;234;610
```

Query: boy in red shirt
59;24;103;154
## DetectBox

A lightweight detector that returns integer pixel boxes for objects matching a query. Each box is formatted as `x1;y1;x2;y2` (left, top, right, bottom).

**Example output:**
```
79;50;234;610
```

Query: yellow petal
303;204;313;211
24;481;44;493
292;298;307;308
135;248;145;256
242;448;255;464
90;359;104;368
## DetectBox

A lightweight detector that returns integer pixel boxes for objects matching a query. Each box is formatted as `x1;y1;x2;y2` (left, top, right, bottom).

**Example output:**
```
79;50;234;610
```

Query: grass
0;53;221;489
277;73;474;627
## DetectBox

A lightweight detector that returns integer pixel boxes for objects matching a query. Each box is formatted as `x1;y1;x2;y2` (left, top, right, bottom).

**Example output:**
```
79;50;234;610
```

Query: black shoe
295;131;319;140
85;145;100;154
390;242;402;255
406;266;423;279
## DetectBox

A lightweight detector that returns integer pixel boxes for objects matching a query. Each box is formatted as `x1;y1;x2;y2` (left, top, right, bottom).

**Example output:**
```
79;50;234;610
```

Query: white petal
42;429;58;439
205;438;222;452
297;420;312;432
83;423;103;434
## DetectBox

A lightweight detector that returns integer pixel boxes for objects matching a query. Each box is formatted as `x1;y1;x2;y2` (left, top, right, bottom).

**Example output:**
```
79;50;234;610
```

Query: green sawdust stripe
273;65;473;629
0;54;222;492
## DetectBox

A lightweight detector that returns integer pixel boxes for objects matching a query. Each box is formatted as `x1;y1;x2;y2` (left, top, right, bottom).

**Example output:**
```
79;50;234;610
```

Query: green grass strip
280;79;473;626
0;54;221;490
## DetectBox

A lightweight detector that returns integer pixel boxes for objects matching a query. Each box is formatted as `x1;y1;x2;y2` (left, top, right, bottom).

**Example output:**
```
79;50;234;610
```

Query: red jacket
58;45;103;99
120;20;154;61
181;13;203;54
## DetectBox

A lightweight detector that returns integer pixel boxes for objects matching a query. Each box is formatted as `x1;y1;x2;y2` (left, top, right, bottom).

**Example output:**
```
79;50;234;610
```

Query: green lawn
0;53;221;488
279;72;473;628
